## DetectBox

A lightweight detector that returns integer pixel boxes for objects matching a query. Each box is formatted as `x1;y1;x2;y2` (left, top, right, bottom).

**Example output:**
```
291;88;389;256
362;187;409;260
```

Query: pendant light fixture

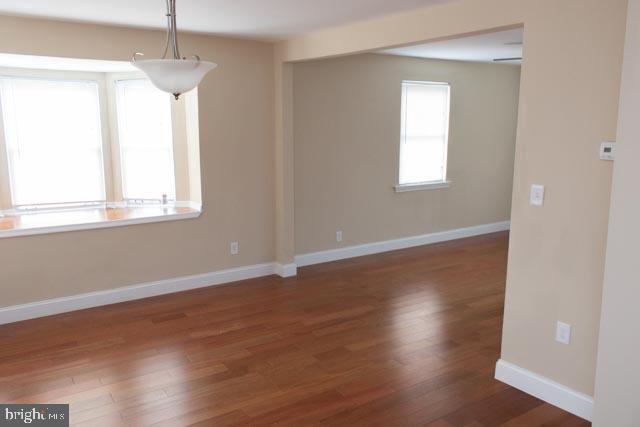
132;0;217;100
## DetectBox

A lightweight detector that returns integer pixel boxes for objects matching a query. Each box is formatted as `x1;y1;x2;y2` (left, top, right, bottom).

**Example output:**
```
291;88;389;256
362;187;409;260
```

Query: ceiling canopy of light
132;0;217;100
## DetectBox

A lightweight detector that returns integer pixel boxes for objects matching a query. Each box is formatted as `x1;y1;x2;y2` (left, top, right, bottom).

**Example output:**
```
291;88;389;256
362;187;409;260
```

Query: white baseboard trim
294;221;511;267
0;262;281;325
275;263;298;278
495;359;594;421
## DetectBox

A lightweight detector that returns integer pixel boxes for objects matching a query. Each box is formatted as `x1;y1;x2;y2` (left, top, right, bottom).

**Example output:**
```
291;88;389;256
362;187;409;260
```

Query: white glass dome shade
133;58;217;99
131;0;217;100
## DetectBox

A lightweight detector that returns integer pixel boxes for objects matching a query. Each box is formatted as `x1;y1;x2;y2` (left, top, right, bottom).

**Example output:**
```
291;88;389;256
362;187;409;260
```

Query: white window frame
395;80;452;193
0;69;114;211
105;72;192;205
113;78;177;204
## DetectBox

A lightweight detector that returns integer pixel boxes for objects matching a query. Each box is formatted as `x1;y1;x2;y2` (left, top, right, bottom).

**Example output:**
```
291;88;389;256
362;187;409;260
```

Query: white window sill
394;181;452;193
0;201;202;239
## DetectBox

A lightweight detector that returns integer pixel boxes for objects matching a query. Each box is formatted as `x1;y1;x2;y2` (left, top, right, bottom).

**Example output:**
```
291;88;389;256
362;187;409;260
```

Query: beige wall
293;53;520;254
0;15;276;306
594;0;639;424
277;0;627;395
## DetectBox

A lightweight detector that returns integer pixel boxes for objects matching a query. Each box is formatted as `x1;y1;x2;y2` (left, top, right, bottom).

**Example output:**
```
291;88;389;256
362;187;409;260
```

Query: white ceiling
0;0;456;40
380;28;524;64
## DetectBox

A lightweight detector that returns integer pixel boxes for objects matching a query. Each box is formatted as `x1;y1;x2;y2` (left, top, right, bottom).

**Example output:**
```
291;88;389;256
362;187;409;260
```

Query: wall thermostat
600;141;615;161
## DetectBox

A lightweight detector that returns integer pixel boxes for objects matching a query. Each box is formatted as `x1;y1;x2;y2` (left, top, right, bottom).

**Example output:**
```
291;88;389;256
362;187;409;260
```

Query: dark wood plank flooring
0;232;589;426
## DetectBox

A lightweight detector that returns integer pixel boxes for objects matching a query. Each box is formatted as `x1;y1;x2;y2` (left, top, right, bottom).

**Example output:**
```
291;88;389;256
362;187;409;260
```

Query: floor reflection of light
378;280;448;383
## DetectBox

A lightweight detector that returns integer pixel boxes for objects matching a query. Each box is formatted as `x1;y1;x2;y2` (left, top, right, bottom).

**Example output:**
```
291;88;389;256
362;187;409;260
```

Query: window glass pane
0;77;106;206
115;79;175;201
399;82;450;185
400;136;446;185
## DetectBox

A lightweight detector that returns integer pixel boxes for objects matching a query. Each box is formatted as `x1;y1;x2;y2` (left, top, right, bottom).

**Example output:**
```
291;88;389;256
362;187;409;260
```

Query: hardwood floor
0;232;589;426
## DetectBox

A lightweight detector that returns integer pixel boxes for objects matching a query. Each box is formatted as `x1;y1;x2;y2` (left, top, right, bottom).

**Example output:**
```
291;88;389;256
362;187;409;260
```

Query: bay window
0;60;202;237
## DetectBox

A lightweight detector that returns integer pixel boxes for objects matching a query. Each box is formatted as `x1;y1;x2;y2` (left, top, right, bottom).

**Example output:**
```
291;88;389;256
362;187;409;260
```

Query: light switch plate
530;185;545;206
600;141;615;161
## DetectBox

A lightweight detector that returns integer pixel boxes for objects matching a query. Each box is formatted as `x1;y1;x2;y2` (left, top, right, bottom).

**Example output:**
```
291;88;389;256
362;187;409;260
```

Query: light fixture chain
167;0;181;59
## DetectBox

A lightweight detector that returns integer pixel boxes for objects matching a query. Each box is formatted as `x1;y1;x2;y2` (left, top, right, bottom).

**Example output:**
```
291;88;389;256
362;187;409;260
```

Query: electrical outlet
230;241;239;255
530;184;545;206
556;321;571;345
336;230;343;242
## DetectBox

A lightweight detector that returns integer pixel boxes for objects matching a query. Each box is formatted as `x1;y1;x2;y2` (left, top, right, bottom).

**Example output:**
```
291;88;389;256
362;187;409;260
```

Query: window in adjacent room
397;80;451;189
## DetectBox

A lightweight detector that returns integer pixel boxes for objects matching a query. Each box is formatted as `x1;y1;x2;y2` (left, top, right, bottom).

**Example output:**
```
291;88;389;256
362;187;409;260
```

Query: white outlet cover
530;184;545;206
230;242;239;255
556;321;572;345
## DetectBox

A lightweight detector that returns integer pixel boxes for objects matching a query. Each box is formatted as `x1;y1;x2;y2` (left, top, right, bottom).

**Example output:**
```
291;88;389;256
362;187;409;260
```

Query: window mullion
0;97;12;211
